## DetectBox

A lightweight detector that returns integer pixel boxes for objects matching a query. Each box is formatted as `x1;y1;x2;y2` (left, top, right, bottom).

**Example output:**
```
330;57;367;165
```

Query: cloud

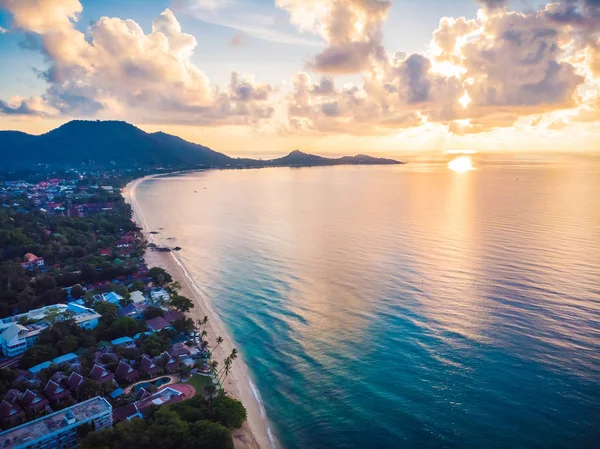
0;96;59;116
173;0;322;46
477;0;507;10
0;1;274;125
277;0;391;73
283;1;595;135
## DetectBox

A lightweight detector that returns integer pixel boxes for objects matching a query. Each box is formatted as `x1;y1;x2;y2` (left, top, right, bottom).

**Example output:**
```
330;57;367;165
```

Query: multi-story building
0;396;112;449
0;304;101;357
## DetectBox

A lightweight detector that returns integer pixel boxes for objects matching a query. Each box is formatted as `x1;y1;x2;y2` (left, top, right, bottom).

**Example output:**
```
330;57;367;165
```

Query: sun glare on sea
448;156;474;173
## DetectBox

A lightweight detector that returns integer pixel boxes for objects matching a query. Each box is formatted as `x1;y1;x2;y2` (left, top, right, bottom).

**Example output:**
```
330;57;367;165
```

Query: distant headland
0;120;403;172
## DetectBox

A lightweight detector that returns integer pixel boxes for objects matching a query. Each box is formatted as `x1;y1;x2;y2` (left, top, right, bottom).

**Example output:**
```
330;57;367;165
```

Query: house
109;388;125;400
20;389;49;413
113;403;142;422
146;316;170;332
89;364;115;384
135;388;152;402
118;303;145;320
44;380;70;403
114;360;139;383
129;291;146;304
139;355;160;377
30;353;79;373
110;336;134;346
160;351;179;373
168;343;191;359
0;400;25;425
113;387;185;423
163;311;184;324
150;289;170;307
21;253;45;270
94;292;124;306
67;372;84;390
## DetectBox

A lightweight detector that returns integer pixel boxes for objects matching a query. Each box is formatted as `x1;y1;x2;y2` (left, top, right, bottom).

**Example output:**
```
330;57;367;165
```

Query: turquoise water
134;159;600;449
134;376;171;392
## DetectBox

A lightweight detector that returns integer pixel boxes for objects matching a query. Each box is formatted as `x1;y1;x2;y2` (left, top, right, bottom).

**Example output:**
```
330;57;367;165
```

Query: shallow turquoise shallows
134;158;600;449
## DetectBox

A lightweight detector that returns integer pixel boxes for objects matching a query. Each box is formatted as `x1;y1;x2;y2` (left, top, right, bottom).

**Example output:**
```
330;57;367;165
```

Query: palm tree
210;360;219;373
201;330;208;338
229;348;238;362
218;357;231;384
214;336;224;352
219;357;232;385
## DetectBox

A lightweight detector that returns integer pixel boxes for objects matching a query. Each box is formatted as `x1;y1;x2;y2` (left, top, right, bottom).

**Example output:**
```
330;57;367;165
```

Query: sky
0;0;599;157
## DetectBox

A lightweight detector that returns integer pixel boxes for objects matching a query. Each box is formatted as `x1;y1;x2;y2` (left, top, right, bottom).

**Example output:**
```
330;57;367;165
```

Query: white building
0;304;101;357
150;289;170;309
0;396;112;449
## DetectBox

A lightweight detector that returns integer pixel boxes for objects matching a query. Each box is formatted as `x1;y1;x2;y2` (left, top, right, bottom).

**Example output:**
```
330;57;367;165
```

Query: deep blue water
134;158;600;449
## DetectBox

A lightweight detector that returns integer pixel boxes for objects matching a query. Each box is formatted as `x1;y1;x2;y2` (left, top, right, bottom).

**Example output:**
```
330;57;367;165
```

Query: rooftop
0;396;112;449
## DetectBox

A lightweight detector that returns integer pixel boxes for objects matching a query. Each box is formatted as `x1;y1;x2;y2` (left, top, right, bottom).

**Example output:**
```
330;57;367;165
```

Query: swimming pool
133;376;171;392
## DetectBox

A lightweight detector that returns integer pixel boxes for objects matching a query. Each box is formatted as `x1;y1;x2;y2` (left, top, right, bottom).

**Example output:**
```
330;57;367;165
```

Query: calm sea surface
134;158;600;449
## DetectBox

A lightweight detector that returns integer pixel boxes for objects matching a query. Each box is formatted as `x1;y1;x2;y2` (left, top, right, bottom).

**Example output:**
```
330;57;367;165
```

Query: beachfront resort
0;172;245;449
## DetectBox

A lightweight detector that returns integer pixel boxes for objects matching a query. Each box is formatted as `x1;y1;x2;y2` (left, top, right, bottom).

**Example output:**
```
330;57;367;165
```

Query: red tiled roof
67;372;84;389
163;311;184;323
169;343;191;358
146;316;170;331
44;380;63;397
113;403;140;422
0;400;22;419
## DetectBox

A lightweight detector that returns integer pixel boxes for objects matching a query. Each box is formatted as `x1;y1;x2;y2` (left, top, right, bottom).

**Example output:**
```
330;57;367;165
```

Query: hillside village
0;170;244;449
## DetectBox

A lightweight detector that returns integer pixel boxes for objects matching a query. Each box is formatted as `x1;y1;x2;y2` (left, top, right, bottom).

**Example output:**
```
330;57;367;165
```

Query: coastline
123;175;276;449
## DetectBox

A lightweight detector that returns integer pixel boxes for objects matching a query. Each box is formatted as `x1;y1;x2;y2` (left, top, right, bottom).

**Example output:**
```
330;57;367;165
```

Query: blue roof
133;332;152;340
104;292;123;304
118;303;137;316
111;336;134;345
29;352;79;372
52;353;78;364
109;388;125;399
29;361;52;373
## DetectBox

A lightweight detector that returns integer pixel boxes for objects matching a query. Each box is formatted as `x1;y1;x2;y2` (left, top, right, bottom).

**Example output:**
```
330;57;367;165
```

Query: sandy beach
123;175;275;449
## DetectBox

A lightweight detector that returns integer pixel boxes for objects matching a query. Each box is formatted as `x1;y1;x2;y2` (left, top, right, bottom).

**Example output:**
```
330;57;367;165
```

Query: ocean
132;157;600;449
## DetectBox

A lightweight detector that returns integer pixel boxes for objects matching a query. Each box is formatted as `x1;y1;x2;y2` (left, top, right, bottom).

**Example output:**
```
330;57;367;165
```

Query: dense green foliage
0;194;140;317
80;393;247;449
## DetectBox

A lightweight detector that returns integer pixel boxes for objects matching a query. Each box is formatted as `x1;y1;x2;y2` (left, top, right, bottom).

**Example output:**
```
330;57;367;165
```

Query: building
0;304;100;357
146;316;170;332
0;396;112;449
129;291;146;304
89;364;115;384
150;289;170;307
139;355;160;377
114;360;139;383
21;253;45;271
93;292;124;306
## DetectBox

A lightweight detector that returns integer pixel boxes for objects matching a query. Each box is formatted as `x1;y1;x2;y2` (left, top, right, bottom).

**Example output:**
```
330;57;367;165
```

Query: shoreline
123;175;276;449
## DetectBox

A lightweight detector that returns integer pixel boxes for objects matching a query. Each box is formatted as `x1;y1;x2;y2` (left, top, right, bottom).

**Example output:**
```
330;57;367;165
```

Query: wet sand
123;175;275;449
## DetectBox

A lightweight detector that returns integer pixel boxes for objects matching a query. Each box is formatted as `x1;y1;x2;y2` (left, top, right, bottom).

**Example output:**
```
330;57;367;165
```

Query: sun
448;156;474;173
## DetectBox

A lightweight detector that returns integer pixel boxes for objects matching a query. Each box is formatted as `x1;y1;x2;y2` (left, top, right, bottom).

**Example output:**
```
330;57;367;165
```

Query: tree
211;395;247;429
185;420;233;449
173;317;195;334
170;295;193;313
78;379;103;401
70;284;85;299
213;336;224;354
106;316;143;339
20;344;58;369
149;267;172;286
143;306;164;320
43;307;62;324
